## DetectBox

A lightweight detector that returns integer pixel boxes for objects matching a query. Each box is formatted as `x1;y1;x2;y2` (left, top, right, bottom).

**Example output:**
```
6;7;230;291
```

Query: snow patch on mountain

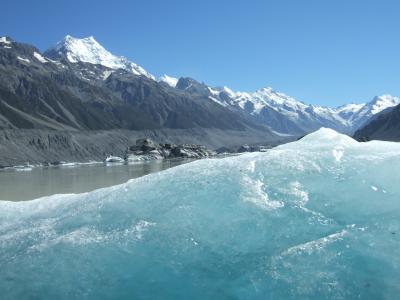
47;35;155;80
33;52;48;63
102;70;114;80
0;37;11;44
17;56;30;63
336;103;365;114
159;74;178;87
369;95;400;114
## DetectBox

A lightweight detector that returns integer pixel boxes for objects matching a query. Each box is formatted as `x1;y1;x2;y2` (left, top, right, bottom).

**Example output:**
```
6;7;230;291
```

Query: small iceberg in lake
13;162;35;171
104;155;125;163
13;165;33;171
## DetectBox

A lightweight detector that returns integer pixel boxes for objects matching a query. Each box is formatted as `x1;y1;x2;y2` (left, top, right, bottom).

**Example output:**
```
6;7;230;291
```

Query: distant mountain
0;36;276;139
44;35;155;79
340;95;400;130
354;103;400;142
173;77;400;135
1;34;399;142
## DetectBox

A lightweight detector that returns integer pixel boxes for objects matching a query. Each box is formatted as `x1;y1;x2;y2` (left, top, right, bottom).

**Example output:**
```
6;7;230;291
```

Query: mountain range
0;35;399;164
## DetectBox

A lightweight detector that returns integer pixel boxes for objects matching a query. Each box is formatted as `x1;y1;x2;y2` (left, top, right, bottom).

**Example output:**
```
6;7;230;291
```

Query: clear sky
1;0;399;106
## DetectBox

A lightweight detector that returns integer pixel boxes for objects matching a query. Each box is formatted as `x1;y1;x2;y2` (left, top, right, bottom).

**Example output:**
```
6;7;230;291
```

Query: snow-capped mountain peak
46;35;154;79
159;74;178;87
336;103;366;114
185;80;400;135
368;94;400;115
0;36;12;44
339;94;400;130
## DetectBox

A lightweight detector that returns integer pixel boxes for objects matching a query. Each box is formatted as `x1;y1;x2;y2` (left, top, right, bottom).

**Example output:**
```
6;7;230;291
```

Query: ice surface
1;128;400;299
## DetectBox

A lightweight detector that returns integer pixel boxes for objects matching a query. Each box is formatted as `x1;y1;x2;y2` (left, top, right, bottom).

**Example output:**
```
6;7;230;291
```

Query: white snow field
1;128;399;299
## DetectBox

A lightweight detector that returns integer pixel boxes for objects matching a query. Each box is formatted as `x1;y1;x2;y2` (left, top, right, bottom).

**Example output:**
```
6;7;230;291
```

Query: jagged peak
46;35;155;80
159;74;178;87
0;36;12;44
367;94;400;115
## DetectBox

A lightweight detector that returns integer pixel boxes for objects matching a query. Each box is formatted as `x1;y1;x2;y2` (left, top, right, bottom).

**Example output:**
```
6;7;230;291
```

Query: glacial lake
0;159;193;201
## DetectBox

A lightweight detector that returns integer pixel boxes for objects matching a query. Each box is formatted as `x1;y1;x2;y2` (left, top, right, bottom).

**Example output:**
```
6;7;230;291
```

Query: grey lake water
0;159;193;201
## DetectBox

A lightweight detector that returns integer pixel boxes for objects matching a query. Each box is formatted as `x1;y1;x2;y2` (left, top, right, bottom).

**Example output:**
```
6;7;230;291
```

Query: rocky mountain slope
353;103;400;142
0;36;274;133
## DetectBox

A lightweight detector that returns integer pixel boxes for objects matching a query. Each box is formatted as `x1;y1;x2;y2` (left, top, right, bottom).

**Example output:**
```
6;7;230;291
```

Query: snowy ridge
338;95;400;129
198;84;400;134
33;52;48;63
47;35;155;79
369;94;400;114
0;37;11;44
159;74;178;87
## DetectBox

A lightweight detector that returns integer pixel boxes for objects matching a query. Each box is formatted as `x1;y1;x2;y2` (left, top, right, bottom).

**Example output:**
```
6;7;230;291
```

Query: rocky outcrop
125;138;215;161
0;128;291;166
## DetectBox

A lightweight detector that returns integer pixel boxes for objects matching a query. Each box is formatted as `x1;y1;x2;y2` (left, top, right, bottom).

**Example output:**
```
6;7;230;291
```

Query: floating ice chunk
371;185;378;191
105;155;125;163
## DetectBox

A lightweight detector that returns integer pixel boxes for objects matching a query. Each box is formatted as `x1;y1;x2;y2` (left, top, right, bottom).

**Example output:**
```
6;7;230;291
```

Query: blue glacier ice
1;128;400;299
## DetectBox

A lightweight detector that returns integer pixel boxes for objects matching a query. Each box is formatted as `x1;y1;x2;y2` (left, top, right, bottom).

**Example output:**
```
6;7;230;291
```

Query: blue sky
1;0;399;106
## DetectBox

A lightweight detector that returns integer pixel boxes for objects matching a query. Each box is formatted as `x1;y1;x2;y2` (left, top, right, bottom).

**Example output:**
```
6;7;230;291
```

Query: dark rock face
0;42;158;130
237;144;251;153
215;146;235;154
134;138;159;151
175;77;211;97
126;138;215;161
169;144;214;158
354;104;400;142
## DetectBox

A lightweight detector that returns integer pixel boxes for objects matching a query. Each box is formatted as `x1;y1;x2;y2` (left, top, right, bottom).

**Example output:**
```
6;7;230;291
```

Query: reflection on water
0;159;193;201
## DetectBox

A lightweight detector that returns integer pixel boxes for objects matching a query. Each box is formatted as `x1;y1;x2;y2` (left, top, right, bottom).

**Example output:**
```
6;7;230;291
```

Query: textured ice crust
1;128;400;299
